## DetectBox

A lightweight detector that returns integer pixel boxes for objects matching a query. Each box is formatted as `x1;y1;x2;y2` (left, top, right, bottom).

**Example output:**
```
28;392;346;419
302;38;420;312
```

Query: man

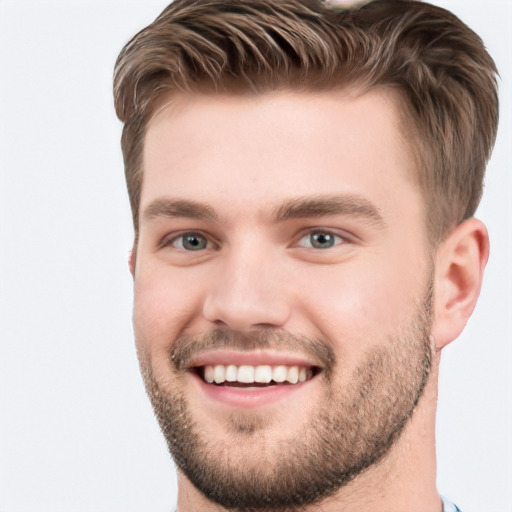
113;1;498;510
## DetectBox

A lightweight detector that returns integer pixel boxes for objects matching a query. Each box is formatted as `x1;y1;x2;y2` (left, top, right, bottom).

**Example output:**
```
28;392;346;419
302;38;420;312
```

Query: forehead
141;89;421;223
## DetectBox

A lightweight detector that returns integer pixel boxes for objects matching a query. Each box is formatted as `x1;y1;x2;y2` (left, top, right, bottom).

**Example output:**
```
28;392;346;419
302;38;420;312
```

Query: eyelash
160;231;214;251
160;228;349;252
296;230;346;249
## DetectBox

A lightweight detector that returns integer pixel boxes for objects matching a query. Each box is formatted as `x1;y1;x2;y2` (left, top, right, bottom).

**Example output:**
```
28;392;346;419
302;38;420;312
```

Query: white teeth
213;365;225;384
201;364;314;385
287;366;299;384
237;365;255;383
204;365;214;383
272;365;287;383
254;365;272;383
225;364;237;382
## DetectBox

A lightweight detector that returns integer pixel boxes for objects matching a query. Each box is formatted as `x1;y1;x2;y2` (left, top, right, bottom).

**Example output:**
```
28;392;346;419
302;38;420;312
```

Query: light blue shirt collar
442;495;462;512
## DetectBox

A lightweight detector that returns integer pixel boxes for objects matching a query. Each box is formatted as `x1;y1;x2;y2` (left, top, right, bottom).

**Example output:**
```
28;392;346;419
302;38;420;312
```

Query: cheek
132;269;203;353
293;258;425;355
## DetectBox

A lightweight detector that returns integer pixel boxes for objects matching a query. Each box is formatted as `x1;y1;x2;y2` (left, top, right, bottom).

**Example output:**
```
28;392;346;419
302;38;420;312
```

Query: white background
0;1;510;511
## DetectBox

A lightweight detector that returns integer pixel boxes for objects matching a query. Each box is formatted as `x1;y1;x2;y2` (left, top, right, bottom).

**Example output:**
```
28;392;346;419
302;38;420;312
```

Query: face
133;89;434;510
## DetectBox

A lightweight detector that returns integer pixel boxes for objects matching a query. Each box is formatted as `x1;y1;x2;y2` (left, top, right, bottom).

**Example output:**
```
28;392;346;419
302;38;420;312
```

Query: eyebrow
272;194;385;226
142;193;385;226
143;198;217;222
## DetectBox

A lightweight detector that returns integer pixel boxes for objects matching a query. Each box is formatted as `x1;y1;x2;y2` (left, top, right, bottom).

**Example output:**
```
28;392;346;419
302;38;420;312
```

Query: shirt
442;495;462;512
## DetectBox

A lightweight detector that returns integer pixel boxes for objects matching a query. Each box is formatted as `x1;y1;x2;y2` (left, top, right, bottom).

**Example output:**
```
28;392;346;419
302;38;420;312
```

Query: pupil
184;235;205;250
312;233;334;248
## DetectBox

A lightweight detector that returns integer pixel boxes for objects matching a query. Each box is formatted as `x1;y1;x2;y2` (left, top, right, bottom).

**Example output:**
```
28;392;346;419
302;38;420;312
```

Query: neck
177;354;443;512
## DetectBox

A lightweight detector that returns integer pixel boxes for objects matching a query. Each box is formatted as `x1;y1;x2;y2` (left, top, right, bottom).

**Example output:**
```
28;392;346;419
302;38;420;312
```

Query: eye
168;232;209;251
299;231;344;249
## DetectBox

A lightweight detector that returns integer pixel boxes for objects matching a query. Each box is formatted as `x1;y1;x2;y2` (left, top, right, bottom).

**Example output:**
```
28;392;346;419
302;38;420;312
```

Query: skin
131;89;489;511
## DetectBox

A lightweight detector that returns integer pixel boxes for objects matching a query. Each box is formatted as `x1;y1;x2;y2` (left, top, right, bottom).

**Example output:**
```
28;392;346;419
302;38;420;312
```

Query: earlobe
431;218;489;349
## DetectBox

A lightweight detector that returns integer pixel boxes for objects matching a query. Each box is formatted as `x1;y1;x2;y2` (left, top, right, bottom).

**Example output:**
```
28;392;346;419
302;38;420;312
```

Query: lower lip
192;372;315;408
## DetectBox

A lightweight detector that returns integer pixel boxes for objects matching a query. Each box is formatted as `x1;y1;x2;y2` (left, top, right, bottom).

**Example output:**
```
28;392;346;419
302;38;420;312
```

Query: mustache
170;329;336;377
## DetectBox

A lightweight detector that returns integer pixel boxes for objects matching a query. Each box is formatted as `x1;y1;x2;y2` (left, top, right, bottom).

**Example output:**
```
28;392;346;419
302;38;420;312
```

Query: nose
202;244;291;331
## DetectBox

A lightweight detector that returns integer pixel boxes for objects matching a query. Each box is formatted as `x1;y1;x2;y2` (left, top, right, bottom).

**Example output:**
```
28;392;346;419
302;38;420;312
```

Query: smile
200;364;315;386
186;351;323;407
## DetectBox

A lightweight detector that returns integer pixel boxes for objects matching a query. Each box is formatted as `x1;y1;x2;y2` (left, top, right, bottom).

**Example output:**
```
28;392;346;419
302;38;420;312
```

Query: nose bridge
202;235;290;330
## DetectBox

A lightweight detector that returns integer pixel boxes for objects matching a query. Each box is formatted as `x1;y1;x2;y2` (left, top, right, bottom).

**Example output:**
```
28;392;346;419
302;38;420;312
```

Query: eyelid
294;227;354;248
159;230;216;251
157;227;355;251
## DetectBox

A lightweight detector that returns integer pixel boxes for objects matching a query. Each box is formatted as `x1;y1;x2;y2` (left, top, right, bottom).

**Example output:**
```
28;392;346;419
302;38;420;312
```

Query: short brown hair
113;0;498;243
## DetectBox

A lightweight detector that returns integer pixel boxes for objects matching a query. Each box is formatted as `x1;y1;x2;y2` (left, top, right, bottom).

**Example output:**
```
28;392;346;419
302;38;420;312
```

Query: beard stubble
137;281;434;512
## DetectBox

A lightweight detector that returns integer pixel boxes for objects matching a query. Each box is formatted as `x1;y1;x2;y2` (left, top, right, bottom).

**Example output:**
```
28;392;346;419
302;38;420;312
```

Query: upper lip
187;349;321;369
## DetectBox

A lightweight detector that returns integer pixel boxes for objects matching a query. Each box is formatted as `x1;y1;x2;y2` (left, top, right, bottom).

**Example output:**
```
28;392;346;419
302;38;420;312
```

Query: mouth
194;364;320;387
185;352;323;408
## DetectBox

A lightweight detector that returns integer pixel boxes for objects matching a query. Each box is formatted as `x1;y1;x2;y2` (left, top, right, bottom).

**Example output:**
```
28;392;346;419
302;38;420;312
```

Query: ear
128;246;136;277
431;218;489;349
